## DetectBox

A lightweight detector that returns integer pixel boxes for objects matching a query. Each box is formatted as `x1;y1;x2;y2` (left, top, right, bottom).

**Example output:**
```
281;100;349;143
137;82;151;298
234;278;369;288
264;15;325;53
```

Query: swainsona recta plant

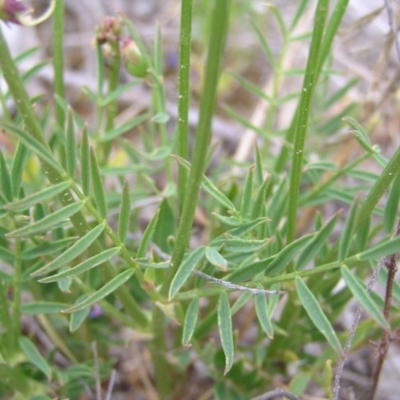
0;0;399;399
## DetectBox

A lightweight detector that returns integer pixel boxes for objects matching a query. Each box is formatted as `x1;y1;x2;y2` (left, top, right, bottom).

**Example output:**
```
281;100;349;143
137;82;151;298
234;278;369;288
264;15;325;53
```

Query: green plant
0;1;399;399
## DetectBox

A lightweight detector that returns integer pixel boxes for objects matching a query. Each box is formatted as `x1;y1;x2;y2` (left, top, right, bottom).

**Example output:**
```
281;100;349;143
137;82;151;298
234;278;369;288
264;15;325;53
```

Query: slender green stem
150;306;171;398
52;0;66;129
148;69;172;182
176;0;193;206
95;42;105;137
286;0;329;244
0;75;11;123
0;281;14;358
102;42;121;164
160;0;232;298
0;26;148;329
275;0;349;173
316;0;349;75
12;237;22;348
153;24;167;143
150;25;173;182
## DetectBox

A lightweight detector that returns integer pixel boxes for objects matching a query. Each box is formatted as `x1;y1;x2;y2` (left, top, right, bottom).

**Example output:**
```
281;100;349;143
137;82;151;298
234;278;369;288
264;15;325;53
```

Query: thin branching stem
193;271;286;295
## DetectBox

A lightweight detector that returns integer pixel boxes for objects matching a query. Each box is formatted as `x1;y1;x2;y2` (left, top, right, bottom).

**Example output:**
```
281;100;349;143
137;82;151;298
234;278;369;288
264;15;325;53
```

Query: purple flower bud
0;0;28;25
89;304;104;319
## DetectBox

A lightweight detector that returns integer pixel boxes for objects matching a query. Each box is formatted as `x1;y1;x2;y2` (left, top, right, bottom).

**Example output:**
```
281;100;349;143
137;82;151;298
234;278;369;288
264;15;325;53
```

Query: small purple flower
0;0;55;26
89;304;104;319
0;0;29;25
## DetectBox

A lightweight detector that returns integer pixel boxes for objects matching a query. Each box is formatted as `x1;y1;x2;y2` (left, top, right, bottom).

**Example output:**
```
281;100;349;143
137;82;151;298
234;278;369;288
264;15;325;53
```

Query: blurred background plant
0;1;400;399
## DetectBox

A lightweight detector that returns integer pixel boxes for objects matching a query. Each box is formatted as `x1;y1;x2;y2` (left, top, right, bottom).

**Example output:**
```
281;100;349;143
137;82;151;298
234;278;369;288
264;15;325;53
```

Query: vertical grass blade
11;141;28;198
357;144;400;229
275;0;349;173
240;165;254;219
90;147;107;219
176;0;193;206
0;151;13;202
338;198;359;262
137;209;160;258
356;215;370;252
384;171;400;234
296;213;339;271
287;0;329;243
52;0;66;128
160;0;232;298
182;297;199;346
65;108;77;178
295;277;342;354
254;143;264;187
218;292;234;375
251;176;270;220
118;181;131;243
80;127;90;196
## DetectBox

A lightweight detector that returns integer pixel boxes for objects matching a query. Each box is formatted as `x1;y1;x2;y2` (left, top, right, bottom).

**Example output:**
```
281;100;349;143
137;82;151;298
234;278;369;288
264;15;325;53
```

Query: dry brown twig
332;219;400;399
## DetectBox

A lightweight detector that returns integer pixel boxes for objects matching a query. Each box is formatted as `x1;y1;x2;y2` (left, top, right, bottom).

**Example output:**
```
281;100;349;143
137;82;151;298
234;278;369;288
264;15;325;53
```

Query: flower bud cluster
95;16;123;46
95;16;148;78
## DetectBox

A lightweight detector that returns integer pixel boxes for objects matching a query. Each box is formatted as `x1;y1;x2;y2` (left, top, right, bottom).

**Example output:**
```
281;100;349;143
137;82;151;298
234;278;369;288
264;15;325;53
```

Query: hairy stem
160;0;232;298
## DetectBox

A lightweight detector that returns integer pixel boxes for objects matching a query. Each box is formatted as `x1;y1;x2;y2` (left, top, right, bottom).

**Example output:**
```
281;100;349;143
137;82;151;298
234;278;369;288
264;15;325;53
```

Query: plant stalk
286;0;329;244
176;0;193;207
160;0;232;298
52;0;66;129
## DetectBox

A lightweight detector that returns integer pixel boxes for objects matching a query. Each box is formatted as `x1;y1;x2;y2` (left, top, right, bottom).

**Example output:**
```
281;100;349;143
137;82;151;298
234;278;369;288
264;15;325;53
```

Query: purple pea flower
0;0;28;25
0;0;55;26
